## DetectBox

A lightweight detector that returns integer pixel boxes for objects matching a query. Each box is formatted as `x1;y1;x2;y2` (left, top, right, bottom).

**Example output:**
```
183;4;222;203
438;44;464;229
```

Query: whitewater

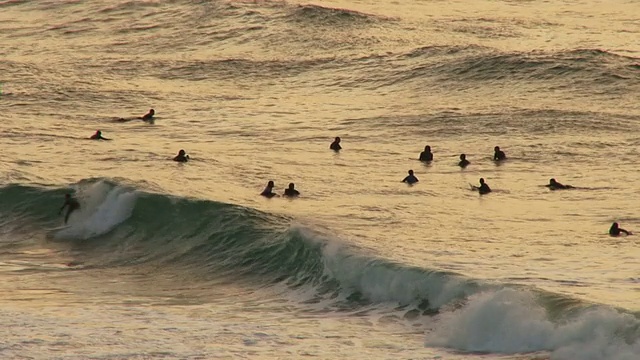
1;0;639;359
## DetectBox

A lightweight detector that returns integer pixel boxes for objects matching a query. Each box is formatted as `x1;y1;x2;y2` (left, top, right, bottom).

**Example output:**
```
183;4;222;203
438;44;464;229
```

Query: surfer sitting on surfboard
59;194;80;224
173;149;189;162
330;136;342;151
283;183;300;197
419;145;433;162
260;181;278;198
402;170;419;185
458;154;470;168
493;146;506;161
471;178;492;195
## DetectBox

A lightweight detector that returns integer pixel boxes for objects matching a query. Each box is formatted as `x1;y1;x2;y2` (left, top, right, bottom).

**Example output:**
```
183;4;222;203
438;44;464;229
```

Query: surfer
284;183;300;197
140;108;155;122
90;130;110;140
458;154;470;168
472;178;491;195
493;146;506;161
546;178;573;190
173;149;189;162
58;194;80;224
261;181;278;198
402;170;419;185
115;108;155;122
419;145;433;162
609;222;631;236
330;137;342;151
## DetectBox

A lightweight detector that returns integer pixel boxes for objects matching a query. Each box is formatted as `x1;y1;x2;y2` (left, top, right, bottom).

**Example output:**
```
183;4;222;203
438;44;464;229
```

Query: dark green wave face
0;178;477;311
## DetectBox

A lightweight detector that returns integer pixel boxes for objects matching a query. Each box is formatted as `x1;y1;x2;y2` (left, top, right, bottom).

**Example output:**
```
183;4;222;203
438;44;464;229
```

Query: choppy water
1;0;639;359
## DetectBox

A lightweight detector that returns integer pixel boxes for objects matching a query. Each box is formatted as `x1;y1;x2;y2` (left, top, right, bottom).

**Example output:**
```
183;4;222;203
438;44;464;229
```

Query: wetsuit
284;188;300;197
403;175;419;184
419;151;433;162
60;198;80;224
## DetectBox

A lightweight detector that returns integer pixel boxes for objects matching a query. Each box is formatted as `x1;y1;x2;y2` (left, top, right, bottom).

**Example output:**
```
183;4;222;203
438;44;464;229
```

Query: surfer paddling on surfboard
546;178;574;190
115;108;155;123
90;130;111;140
609;222;632;237
58;194;80;224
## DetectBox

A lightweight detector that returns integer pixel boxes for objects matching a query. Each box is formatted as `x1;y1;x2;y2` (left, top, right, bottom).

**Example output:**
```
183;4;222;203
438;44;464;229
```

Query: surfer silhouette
402;170;419;185
141;108;155;122
330;137;342;151
90;130;110;140
493;146;506;161
116;108;155;122
546;178;573;190
471;178;491;195
419;145;433;162
261;181;278;198
284;183;300;197
173;149;189;162
609;222;631;236
458;154;470;168
59;194;80;224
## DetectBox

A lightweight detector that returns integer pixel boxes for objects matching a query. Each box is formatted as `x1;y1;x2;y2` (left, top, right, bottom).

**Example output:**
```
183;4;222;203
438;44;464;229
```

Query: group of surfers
404;145;573;193
89;109;191;163
64;124;632;236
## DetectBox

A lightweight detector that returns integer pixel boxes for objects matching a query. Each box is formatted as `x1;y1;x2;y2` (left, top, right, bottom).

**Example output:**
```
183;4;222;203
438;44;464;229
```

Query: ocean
1;0;639;359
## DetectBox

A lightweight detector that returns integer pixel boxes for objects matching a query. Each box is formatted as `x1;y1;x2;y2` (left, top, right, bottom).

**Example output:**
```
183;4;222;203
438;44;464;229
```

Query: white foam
426;288;640;360
55;181;137;240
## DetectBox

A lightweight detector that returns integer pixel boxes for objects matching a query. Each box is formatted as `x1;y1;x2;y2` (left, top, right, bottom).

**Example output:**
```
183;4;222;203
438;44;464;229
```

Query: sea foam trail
426;288;640;360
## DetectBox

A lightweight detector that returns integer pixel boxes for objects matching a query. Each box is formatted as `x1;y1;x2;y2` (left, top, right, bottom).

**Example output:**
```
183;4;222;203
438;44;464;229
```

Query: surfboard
45;225;71;232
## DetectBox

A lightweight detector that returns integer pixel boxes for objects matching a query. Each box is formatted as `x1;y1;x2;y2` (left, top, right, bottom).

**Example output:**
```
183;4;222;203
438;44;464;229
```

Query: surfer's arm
58;202;68;214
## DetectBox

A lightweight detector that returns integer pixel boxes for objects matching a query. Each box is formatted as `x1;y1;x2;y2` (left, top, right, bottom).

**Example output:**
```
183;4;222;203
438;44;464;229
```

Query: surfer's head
494;146;500;152
334;136;340;143
288;183;295;189
460;154;466;160
424;145;431;152
550;178;557;185
408;170;414;175
267;180;274;187
149;109;155;115
480;178;485;184
178;149;186;156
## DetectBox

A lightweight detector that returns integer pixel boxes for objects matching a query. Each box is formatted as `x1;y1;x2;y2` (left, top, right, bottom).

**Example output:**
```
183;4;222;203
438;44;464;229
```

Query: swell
0;178;476;309
1;178;639;359
285;4;388;26
358;47;640;92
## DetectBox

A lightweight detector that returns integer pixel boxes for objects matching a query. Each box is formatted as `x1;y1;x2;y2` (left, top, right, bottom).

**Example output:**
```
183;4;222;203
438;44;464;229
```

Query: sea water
1;1;639;359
